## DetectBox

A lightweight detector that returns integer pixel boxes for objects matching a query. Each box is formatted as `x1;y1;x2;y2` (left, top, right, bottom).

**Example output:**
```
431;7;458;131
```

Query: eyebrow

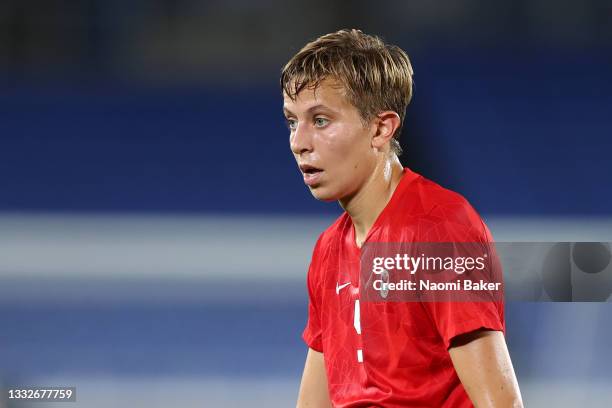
283;104;332;117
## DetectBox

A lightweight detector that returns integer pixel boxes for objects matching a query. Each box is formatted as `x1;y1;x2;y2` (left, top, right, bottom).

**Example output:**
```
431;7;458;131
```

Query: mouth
299;164;324;186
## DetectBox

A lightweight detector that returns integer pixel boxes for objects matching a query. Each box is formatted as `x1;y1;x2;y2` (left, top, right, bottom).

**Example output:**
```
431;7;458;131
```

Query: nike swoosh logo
336;282;351;295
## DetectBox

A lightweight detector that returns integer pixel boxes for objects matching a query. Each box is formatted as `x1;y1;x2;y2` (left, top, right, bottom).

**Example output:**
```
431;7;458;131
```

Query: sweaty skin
284;78;404;247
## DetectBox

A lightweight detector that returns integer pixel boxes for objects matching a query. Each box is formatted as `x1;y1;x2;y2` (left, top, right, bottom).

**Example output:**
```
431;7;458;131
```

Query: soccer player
281;29;523;407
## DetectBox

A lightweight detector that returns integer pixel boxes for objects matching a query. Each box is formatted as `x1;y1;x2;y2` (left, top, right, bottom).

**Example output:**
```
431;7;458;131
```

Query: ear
371;111;401;151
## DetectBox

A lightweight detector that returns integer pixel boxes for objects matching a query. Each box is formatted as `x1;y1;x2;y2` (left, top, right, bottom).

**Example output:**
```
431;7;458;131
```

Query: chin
309;186;340;202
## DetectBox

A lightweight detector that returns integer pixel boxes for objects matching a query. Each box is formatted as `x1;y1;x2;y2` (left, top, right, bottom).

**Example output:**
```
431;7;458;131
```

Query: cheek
316;124;369;163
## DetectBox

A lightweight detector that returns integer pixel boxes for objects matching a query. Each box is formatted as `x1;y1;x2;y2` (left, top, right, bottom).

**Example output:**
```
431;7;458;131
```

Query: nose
290;122;313;156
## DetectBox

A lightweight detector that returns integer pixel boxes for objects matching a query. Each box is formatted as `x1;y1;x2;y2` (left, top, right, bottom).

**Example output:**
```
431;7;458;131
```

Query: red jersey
303;167;505;407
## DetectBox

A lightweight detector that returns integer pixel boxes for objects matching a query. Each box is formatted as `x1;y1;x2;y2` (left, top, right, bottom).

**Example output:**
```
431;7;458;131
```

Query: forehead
283;78;351;113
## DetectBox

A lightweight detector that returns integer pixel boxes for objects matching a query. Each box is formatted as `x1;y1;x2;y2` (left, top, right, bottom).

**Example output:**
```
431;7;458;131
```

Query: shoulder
422;177;483;225
306;213;349;286
397;174;492;242
312;212;350;256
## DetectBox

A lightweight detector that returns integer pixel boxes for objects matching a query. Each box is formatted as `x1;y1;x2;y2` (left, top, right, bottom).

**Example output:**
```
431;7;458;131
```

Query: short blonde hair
281;29;414;155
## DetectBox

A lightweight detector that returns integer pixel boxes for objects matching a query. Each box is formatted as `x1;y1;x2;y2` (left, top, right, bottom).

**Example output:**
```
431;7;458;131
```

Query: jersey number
354;299;363;363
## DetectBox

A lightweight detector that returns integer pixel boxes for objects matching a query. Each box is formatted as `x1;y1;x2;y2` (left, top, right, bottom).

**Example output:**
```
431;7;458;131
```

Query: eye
314;117;329;128
286;118;297;131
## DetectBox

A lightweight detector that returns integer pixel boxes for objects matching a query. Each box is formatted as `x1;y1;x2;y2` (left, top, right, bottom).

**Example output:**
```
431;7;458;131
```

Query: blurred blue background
0;1;611;407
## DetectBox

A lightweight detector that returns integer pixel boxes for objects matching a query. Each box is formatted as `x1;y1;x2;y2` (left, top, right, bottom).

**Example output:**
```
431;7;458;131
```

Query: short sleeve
302;236;324;352
421;199;505;349
422;300;505;349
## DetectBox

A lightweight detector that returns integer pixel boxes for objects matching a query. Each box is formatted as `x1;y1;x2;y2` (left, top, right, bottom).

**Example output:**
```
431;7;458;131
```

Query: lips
299;164;324;186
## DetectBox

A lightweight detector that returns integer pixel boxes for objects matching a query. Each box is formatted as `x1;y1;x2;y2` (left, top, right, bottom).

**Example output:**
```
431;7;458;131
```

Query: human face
283;79;377;202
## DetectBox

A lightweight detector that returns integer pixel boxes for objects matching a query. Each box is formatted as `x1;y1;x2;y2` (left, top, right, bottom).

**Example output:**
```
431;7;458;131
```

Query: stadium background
1;1;611;406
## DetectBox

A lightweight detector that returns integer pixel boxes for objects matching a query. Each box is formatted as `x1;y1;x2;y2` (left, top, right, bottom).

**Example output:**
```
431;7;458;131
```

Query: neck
340;155;404;247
